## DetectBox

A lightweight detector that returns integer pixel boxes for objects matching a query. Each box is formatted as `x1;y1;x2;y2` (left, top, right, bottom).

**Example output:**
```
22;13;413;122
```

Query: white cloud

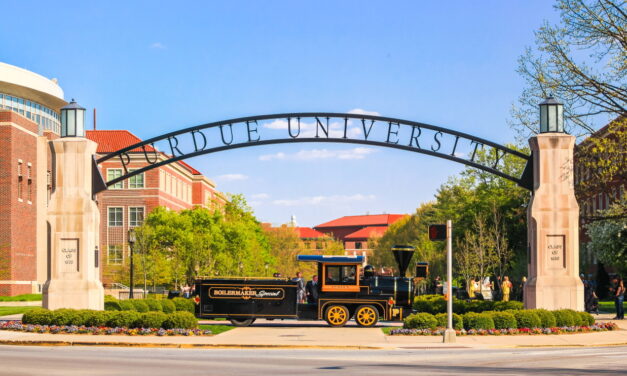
150;42;166;49
250;193;270;199
272;194;376;207
216;173;248;181
348;108;380;116
262;118;362;138
259;147;376;161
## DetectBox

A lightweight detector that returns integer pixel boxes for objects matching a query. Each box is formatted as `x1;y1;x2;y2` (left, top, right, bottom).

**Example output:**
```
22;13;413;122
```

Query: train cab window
325;265;357;285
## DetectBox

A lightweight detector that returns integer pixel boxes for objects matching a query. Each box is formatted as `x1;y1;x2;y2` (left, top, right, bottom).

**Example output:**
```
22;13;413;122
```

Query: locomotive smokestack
392;245;415;277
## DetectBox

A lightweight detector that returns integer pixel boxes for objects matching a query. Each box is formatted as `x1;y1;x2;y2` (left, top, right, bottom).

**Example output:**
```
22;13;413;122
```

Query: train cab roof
296;255;364;264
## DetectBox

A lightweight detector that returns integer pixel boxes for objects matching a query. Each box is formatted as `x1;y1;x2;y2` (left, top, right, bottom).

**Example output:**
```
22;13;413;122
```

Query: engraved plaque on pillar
546;235;565;270
60;238;79;273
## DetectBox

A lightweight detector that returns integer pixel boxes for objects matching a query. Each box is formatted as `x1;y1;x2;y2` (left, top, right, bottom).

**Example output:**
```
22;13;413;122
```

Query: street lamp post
128;229;136;299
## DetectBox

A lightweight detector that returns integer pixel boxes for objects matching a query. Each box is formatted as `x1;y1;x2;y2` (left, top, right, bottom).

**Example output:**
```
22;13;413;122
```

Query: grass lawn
598;300;626;313
0;294;42;302
381;327;394;335
198;324;234;335
0;306;37;316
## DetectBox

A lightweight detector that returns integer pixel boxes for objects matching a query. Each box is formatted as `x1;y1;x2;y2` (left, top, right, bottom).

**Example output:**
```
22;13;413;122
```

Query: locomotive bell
391;245;415;277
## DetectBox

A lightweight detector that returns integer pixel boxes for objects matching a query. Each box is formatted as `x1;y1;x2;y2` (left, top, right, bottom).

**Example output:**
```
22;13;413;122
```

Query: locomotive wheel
229;318;256;327
324;305;349;327
355;305;379;327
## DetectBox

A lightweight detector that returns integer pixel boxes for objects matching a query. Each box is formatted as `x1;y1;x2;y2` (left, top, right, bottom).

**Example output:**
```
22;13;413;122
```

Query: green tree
585;200;627;274
510;0;626;139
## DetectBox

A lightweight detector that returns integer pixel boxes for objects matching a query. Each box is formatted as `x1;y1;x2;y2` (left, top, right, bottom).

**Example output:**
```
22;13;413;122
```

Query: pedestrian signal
428;224;447;241
415;262;429;278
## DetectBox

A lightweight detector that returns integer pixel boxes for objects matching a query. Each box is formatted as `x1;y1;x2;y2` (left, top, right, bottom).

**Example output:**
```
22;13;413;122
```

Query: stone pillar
524;133;584;311
43;137;104;310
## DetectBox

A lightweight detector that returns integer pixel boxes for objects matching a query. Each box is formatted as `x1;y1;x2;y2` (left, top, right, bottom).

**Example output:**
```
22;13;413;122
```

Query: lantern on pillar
539;96;564;133
60;99;86;137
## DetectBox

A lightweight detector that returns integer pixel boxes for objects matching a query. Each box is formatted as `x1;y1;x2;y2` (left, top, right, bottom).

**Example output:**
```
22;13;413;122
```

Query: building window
129;207;144;227
108;207;123;227
46;171;52;205
107;169;123;189
355;242;362;249
27;164;32;203
17;161;23;201
108;245;123;265
129;169;144;189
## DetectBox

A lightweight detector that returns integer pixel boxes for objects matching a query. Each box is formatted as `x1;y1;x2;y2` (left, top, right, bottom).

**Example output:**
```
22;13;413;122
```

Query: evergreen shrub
104;301;122;311
403;313;438;330
463;312;495;330
137;312;168;328
529;309;557;328
172;297;195;313
553;309;575;327
129;299;149;313
513;310;541;328
145;299;162;312
107;311;141;328
118;300;135;311
162;312;197;329
435;313;463;330
489;311;517;329
160;299;176;314
577;311;595;326
22;308;52;325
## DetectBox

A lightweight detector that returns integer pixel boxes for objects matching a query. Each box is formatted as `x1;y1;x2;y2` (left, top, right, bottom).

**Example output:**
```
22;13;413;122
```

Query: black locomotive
194;245;417;327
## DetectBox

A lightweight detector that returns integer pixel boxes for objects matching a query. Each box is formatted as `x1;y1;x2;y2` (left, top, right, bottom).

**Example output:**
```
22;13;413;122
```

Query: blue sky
1;1;559;226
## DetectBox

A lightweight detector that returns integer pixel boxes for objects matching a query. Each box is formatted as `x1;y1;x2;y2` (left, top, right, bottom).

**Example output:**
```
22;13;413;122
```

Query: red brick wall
0;111;39;295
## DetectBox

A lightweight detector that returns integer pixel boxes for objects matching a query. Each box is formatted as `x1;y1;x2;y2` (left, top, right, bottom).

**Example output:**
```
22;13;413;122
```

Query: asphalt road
1;345;626;376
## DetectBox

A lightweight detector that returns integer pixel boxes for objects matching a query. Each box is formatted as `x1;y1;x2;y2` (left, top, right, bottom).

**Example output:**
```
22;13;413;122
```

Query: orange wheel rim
357;307;376;326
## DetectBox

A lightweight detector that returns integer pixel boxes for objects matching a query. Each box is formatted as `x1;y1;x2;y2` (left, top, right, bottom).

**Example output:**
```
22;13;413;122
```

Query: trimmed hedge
137;312;168;328
129;299;149;313
513;310;541;328
553;309;575;327
490;311;517;329
172;298;195;313
529;309;557;329
22;308;197;329
578;311;595;326
403;313;438;330
161;299;176;313
463;312;495;330
104;301;122;311
435;313;463;330
163;312;197;329
145;300;162;312
413;295;523;314
118;300;135;311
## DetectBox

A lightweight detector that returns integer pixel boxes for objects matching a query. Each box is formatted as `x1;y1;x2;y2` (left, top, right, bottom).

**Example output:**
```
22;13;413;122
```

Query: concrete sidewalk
0;315;625;350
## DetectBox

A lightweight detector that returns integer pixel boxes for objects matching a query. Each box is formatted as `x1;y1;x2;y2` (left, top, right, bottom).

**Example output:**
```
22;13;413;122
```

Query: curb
0;340;382;350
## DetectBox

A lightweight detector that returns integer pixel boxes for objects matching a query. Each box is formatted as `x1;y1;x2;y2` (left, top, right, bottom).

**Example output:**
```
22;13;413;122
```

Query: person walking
612;276;625;320
293;271;306;304
501;276;513;302
306;275;319;303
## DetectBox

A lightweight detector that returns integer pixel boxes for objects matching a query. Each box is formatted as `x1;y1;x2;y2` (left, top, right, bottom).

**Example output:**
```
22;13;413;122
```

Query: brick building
0;62;224;295
574;118;626;269
0;62;65;295
87;130;225;283
314;214;406;258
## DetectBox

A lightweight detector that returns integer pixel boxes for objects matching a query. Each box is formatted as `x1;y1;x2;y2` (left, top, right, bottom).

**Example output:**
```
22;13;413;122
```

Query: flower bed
389;322;618;336
0;321;212;336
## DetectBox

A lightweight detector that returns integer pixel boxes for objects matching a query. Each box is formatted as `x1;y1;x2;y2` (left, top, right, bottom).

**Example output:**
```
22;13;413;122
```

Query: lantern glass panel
76;109;85;136
67;109;76;136
61;110;67;137
557;105;564;132
540;105;548;132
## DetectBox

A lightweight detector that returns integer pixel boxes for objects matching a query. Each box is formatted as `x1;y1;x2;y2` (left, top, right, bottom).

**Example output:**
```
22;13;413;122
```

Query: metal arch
94;112;533;193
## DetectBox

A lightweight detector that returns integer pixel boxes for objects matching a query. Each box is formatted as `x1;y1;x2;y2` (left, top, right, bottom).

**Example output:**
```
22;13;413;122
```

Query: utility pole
444;219;456;343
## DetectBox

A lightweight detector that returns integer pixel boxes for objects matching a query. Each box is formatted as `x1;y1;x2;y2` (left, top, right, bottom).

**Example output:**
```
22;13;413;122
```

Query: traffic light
428;224;447;241
415;262;429;278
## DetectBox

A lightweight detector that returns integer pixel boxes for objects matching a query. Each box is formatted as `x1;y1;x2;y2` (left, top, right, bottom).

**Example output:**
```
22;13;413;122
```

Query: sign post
429;222;456;343
444;220;456;343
